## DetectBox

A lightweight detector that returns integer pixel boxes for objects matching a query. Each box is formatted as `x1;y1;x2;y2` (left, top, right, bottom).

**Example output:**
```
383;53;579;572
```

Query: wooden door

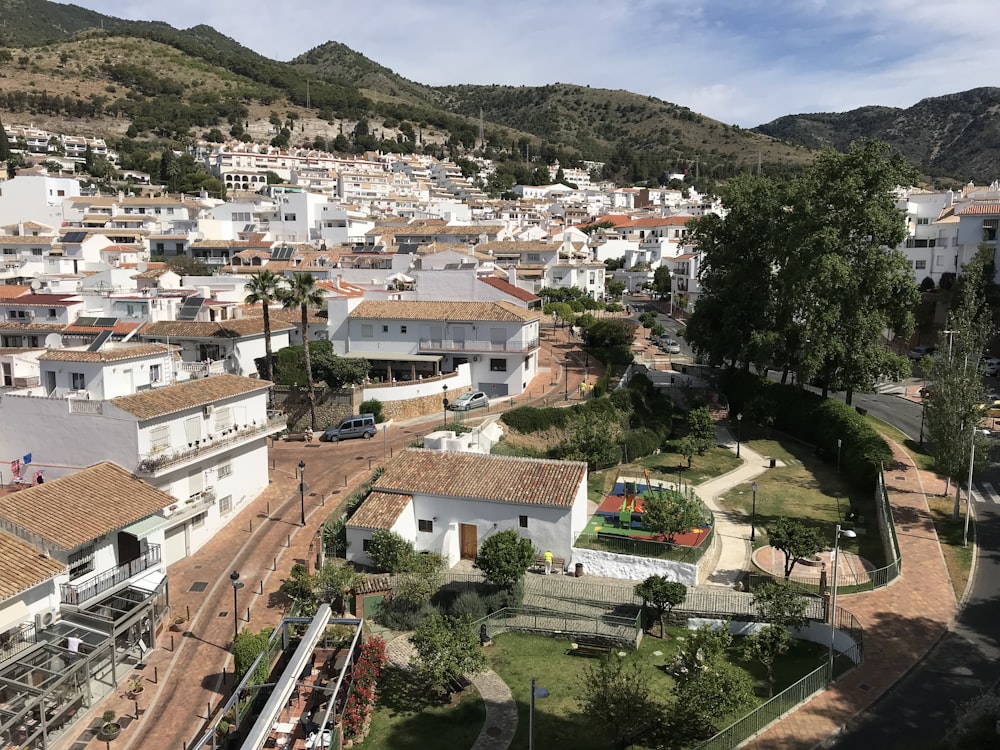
459;524;478;559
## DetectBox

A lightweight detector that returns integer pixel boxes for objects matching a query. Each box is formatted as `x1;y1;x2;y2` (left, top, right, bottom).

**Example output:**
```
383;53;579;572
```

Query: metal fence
475;606;641;648
574;524;714;564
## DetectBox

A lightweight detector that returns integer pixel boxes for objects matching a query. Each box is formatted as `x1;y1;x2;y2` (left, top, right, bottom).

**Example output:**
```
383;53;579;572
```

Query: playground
582;475;712;549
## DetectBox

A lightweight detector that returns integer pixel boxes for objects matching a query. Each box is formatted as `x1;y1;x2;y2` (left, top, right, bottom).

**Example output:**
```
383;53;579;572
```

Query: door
459;524;478;560
163;524;188;565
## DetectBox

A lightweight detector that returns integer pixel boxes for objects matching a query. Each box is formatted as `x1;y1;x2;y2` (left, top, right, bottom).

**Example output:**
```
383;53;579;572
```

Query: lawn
488;630;826;750
925;494;975;598
362;666;485;750
588;445;741;503
718;437;886;569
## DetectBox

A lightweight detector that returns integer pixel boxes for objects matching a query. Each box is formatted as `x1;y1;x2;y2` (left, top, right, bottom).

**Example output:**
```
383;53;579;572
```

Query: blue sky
72;0;999;126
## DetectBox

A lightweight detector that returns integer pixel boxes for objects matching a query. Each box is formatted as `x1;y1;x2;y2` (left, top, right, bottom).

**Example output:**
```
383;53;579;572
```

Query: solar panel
176;296;205;321
94;317;118;328
61;231;87;243
74;316;98;327
270;246;294;261
86;329;113;352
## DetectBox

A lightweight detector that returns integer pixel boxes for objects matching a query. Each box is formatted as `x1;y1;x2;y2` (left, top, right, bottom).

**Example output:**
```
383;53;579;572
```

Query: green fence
574;523;714;564
475;606;641;648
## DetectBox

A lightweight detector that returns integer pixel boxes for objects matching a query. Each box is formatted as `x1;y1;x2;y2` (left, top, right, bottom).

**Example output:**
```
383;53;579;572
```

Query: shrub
367;530;415;573
377;598;434;630
622;427;663;462
359;399;384;423
474;530;536;589
481;579;525;612
449;591;488;621
500;406;568;433
233;628;274;684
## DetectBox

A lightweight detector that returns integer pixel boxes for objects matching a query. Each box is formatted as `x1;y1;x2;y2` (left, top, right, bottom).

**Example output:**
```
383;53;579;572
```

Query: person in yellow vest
544;549;553;575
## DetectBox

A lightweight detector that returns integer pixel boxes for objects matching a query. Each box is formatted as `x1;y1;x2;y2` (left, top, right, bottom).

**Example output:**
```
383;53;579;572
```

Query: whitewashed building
346;450;588;569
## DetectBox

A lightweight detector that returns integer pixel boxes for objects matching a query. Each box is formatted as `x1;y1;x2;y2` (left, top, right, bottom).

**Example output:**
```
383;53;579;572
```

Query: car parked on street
909;345;937;361
449;391;489;411
658;337;681;354
320;413;376;442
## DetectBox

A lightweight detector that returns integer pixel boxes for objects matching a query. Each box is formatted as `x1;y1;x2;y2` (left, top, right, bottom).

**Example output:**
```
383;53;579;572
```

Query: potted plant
170;614;187;632
127;674;145;697
100;709;120;738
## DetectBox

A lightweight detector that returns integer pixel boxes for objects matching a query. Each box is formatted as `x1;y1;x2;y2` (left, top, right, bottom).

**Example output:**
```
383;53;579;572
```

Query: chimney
507;265;517;286
335;274;343;291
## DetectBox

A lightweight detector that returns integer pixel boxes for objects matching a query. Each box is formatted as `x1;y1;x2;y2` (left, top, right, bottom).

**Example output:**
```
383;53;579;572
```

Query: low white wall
685;618;862;665
570;546;698;585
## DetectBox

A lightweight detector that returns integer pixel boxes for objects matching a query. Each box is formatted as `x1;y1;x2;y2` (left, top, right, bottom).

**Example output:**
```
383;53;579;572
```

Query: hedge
720;369;891;488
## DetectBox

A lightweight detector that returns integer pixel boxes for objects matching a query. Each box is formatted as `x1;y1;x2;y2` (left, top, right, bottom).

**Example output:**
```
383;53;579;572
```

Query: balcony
135;412;288;476
180;360;227;377
417;338;539;354
59;544;161;605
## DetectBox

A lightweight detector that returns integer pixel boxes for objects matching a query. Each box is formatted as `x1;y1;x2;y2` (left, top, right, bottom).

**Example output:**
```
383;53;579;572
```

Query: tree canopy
766;517;826;579
473;530;535;590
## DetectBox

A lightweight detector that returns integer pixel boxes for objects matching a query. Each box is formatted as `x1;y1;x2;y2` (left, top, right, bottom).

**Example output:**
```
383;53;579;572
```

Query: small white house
346;449;588;569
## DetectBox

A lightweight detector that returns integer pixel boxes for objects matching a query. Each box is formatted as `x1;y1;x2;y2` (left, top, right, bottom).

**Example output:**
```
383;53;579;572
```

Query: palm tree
281;272;326;430
244;270;281;383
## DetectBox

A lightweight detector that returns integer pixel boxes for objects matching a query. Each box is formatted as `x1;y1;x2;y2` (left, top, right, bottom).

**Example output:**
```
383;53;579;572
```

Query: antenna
137;261;148;273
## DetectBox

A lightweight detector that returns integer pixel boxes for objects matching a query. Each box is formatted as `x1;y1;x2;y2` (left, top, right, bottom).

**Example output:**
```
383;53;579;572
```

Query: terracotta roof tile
0;286;30;299
141;319;292;338
110;374;271;420
39;343;175;363
0;295;78;307
346;491;412;530
373;450;586;507
0;533;66;600
479;276;539;303
349;300;539;323
0;462;175;551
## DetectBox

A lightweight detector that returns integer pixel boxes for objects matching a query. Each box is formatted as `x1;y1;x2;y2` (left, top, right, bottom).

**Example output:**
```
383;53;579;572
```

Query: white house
346;450;588;568
140;319;293;378
329;299;541;397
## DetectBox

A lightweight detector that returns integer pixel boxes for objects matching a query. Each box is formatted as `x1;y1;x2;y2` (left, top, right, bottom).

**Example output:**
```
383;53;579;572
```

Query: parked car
982;356;1000;376
449;390;489;411
320;413;376;442
658;337;681;354
909;345;937;361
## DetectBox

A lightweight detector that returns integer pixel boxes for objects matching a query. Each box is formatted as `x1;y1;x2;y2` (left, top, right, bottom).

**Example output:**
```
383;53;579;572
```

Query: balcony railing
417;338;539;353
60;544;162;605
135;413;287;475
180;360;227;376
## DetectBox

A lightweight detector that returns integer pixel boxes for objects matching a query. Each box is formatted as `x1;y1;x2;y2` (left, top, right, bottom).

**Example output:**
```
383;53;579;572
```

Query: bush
377;597;434;630
622;427;664;462
233;628;274;684
449;591;488;621
481;579;525;612
500;406;568;433
474;529;535;589
359;399;384;423
367;530;415;573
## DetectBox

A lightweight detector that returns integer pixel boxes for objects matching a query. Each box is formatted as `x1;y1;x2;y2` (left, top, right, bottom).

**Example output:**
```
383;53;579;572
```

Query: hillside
754;88;1000;183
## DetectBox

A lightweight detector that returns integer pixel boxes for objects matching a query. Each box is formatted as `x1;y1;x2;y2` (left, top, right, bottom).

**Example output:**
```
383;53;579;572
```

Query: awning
341;352;440;363
131;570;166;594
0;599;30;632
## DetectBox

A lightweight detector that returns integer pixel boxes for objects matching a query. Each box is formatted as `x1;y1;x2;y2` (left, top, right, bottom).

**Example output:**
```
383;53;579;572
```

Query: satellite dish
137;261;148;273
30;280;42;291
44;333;62;349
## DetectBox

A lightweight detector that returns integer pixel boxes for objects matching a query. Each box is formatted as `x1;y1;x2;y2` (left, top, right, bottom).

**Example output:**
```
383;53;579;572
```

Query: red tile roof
345;491;413;530
479;276;540;303
0;294;78;307
957;203;1000;216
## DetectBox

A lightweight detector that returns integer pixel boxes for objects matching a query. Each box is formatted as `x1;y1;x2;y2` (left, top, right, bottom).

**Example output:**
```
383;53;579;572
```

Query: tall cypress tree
0;117;11;178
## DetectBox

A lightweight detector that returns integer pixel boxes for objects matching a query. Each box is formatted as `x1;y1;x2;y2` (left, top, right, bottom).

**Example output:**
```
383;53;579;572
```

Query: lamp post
736;413;743;459
564;358;569;401
382;424;387;462
964;422;976;545
529;677;549;750
442;384;449;427
298;460;306;527
229;571;244;644
837;439;842;474
943;328;955;361
827;524;857;680
750;481;758;542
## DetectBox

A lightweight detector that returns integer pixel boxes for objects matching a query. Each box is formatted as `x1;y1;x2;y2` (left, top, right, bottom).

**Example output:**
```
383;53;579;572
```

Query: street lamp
943;329;955;361
442;384;449;427
828;524;856;679
229;571;244;643
564;358;569;401
298;460;306;526
736;413;743;459
837;439;842;474
750;481;758;542
382;424;387;462
529;677;549;750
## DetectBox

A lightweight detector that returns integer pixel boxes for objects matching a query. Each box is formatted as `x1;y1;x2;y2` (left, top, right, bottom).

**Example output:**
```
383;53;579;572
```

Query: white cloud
68;0;1000;125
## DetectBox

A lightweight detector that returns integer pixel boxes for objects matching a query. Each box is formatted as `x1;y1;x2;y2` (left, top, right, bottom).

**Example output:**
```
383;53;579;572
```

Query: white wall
570;546;698;586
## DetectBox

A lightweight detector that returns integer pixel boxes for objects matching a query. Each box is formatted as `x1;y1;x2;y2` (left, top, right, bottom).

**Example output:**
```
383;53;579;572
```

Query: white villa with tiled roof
328;299;541;397
346;450;589;569
0;348;285;565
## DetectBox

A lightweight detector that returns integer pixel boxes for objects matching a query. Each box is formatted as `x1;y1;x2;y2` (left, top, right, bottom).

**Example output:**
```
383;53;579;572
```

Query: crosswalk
971;480;1000;504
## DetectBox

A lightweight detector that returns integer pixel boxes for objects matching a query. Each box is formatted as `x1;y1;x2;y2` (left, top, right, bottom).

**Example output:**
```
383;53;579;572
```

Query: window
218;463;233;479
915;260;927;270
284;213;297;222
418;519;433;533
31;249;42;256
519;515;528;528
400;325;407;334
71;372;85;390
524;356;530;371
219;495;233;514
361;324;374;338
490;358;507;372
150;424;170;451
68;545;95;580
382;325;389;333
47;309;56;318
917;217;930;225
362;538;371;552
191;512;206;528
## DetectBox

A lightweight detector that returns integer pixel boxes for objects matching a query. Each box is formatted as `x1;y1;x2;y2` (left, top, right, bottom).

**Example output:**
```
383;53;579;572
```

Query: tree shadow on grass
376;666;449;717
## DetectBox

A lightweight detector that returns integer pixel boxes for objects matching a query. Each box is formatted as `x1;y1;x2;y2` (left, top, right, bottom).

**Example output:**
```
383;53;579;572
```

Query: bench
569;637;614;658
533;555;566;573
283;432;313;442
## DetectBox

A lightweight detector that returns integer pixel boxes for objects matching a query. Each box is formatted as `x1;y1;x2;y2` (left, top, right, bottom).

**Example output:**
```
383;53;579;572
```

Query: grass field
588;445;741;503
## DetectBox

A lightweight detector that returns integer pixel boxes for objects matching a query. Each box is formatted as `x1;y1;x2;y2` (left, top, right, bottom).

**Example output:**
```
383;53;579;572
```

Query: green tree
677;436;699;468
281;273;326;430
312;560;360;614
634;576;686;637
580;656;661;746
642;491;705;542
0;116;11;170
395;552;445;607
605;279;626;300
410;614;487;697
744;624;790;698
751;579;809;629
164;255;211;277
544;301;574;328
279;563;317;615
686;406;715;454
766;517;825;579
366;530;415;573
558;409;622;469
653;266;672;299
244;270;282;384
583;319;634;352
474;529;535;590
